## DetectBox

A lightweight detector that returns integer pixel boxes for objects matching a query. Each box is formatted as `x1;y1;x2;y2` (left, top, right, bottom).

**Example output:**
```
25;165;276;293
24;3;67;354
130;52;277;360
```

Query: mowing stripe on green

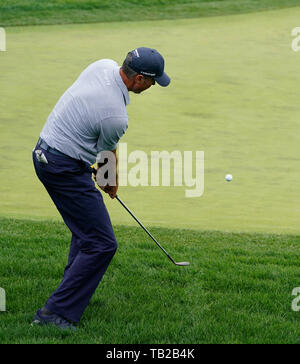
0;8;299;233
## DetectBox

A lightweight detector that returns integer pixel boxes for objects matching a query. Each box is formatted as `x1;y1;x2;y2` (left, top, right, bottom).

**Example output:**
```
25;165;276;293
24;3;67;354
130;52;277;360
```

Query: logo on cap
130;47;171;87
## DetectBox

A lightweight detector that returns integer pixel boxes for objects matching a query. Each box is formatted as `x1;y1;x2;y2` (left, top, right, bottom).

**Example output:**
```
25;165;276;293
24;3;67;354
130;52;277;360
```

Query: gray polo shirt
40;59;129;164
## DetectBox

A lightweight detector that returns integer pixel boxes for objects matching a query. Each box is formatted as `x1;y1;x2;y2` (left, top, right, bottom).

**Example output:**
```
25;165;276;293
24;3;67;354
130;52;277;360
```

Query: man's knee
80;236;117;254
107;239;118;253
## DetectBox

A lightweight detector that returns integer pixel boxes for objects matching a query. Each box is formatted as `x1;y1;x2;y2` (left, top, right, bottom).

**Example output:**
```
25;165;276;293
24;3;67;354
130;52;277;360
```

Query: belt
38;138;70;158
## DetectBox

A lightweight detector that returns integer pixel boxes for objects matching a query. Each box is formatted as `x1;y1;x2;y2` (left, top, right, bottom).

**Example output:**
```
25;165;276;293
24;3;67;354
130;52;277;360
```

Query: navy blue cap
129;47;170;87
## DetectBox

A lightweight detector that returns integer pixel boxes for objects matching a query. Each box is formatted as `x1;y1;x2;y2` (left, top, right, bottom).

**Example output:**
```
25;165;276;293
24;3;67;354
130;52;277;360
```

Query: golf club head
175;261;190;266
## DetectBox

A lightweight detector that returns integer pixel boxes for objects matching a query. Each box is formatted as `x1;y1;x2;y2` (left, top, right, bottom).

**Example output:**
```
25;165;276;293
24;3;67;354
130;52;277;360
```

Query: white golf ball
225;174;233;182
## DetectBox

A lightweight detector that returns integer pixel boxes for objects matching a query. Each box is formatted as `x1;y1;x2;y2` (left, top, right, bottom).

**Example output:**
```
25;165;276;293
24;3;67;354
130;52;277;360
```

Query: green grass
0;217;300;344
0;0;300;27
1;8;300;234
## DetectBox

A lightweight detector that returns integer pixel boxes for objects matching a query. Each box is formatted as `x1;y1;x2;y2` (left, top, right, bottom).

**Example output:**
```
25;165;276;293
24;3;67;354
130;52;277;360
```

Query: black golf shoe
32;307;77;331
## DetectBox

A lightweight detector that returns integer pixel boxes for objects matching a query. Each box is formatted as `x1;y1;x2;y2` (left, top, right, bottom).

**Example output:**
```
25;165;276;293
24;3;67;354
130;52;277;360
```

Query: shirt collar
113;67;130;106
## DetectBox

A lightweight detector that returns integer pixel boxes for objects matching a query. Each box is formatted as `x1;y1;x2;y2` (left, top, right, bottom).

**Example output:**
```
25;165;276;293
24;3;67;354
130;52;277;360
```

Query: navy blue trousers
33;145;117;323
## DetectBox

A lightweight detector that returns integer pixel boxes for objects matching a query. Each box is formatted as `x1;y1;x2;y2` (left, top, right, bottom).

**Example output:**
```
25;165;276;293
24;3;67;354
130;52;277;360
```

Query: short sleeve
96;116;128;162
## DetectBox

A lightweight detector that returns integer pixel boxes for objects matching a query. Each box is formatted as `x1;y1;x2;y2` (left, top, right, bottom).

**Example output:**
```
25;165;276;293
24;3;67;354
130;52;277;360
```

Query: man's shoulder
87;59;119;71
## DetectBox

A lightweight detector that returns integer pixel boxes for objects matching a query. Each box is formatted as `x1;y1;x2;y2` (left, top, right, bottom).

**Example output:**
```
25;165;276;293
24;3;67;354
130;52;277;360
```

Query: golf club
92;168;190;266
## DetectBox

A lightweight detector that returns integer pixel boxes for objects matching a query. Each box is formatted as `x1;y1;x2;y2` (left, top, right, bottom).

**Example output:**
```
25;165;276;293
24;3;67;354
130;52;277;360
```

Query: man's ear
135;74;144;83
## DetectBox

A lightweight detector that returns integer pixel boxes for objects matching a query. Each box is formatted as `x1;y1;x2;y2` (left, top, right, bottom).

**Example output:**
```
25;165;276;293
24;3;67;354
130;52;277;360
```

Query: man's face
131;75;155;94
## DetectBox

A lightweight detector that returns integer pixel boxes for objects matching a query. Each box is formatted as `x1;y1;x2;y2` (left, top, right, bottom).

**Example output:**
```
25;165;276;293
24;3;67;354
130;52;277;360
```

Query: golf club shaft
92;167;176;264
115;196;176;264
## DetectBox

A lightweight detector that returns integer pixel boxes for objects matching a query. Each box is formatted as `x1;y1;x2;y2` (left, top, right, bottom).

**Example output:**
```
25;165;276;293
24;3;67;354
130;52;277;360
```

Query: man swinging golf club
32;47;170;330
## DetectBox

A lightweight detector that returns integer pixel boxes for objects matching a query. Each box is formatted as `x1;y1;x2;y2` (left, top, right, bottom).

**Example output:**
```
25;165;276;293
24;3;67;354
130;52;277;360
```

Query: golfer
32;47;170;330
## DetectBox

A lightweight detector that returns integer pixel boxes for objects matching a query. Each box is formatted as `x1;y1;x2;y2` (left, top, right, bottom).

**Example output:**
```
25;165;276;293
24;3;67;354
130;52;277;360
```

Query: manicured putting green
0;7;299;234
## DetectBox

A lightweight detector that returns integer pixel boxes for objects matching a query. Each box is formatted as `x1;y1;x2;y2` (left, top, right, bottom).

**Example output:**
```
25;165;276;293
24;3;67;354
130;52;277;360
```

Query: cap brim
154;72;171;87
